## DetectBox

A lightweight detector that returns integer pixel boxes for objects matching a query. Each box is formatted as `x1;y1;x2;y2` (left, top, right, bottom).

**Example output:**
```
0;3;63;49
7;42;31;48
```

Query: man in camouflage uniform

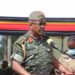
11;11;73;75
59;35;75;74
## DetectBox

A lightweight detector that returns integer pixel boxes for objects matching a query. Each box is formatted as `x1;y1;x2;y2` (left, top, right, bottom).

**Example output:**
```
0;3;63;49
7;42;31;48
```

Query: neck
30;30;42;39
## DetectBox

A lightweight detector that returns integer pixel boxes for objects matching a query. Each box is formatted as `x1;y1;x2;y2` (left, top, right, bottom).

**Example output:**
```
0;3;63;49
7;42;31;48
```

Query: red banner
0;21;75;31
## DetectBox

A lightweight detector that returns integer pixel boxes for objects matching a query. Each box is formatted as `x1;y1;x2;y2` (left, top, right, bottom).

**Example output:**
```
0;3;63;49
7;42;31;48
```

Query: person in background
0;60;12;75
59;35;75;75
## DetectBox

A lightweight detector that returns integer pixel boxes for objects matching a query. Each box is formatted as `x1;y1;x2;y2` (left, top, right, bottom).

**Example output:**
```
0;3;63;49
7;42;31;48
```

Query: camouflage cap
29;11;46;25
29;11;45;21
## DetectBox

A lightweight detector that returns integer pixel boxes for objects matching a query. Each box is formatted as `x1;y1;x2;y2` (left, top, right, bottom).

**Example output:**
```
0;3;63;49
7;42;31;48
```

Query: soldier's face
30;22;45;34
67;41;75;49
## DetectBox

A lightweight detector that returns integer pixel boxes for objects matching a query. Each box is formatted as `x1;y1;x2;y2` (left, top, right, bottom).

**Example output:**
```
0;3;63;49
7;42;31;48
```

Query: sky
0;0;75;18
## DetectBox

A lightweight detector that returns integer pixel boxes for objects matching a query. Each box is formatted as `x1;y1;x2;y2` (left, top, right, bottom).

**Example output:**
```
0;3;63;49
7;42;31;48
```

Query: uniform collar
28;30;43;41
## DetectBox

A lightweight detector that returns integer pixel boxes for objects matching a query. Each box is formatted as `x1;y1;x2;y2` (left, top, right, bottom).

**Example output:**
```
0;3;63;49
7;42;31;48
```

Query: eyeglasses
30;19;46;26
31;22;46;26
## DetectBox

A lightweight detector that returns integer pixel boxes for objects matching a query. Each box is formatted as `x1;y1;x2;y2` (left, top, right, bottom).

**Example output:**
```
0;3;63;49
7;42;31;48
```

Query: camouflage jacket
11;31;54;75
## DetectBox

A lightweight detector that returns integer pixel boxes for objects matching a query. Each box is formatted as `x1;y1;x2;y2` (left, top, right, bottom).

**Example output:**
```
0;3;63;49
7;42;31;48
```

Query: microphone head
47;38;53;45
47;38;58;49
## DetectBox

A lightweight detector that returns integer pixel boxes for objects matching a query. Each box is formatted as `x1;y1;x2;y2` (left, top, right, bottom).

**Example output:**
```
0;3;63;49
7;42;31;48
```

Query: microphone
47;38;75;59
47;38;59;50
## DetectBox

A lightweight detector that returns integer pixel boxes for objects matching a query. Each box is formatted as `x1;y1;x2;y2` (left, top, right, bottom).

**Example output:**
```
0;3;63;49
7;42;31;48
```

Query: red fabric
0;23;29;30
45;24;75;31
0;23;75;31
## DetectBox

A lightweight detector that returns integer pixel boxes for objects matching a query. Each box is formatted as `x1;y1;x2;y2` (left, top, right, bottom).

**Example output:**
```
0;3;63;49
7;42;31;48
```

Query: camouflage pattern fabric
11;31;54;75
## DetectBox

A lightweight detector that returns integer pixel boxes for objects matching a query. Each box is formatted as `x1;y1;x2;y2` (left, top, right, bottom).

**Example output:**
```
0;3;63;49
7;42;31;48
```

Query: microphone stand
53;47;75;59
41;33;75;59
